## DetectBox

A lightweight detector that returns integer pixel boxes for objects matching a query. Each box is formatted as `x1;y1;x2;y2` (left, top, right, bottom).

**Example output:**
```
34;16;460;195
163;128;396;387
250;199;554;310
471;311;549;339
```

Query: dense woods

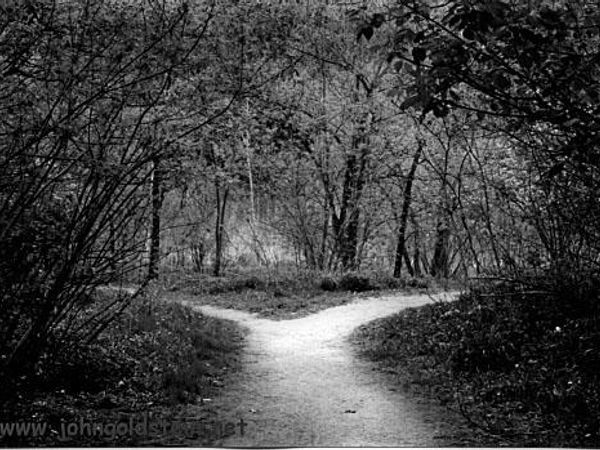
1;0;599;445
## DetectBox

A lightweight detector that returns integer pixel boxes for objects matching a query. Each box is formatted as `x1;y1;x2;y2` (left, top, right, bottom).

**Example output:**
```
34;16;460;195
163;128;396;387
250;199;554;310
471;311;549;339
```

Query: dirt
185;291;473;447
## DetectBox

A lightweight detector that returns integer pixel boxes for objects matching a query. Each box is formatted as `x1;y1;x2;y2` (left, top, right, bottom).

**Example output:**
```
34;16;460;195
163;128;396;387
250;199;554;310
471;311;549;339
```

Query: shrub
319;277;338;291
35;339;128;394
241;275;264;290
406;276;430;289
371;273;407;290
353;280;600;445
339;273;373;292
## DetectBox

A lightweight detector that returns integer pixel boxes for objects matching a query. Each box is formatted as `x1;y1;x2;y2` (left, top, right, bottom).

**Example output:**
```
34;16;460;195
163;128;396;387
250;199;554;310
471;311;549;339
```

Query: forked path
190;292;462;447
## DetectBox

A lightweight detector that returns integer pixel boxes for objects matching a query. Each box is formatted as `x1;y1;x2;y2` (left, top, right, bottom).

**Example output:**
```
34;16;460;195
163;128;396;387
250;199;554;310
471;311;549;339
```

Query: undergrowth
0;288;244;447
160;267;448;319
352;279;600;446
161;266;441;295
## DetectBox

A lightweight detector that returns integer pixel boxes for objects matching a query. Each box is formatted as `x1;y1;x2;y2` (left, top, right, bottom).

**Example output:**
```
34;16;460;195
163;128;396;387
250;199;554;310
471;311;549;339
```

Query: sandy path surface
189;292;462;447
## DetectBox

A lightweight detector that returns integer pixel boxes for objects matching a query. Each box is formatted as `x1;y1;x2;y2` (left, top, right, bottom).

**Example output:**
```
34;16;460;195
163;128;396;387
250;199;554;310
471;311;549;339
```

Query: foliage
159;266;438;319
0;0;292;382
0;0;213;380
353;282;600;446
338;273;374;292
319;276;338;292
3;1;600;444
138;0;570;285
353;0;600;275
0;291;244;446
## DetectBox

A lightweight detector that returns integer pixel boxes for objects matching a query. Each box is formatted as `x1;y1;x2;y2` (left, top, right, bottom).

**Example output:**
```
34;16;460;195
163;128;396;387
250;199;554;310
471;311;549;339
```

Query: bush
241;275;265;290
353;278;600;446
14;293;241;400
406;276;430;289
319;276;337;291
338;273;373;292
373;274;407;290
197;275;267;294
34;338;128;394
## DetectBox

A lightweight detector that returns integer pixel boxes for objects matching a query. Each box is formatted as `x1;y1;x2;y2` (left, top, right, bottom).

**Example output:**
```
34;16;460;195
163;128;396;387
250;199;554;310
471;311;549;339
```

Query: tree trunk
148;156;163;281
318;210;328;270
191;241;204;272
412;213;422;276
213;182;229;277
430;132;453;279
338;141;369;270
394;142;422;278
431;183;451;278
431;219;450;278
431;222;450;277
403;247;414;276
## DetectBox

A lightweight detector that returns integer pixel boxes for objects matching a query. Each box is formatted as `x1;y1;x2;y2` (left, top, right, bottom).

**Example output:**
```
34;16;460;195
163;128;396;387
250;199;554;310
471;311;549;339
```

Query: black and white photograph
1;0;599;447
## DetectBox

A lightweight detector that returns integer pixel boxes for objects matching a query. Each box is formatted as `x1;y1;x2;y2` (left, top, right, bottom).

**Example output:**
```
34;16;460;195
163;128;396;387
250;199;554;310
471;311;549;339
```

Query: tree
0;0;218;381
393;138;422;277
354;0;600;275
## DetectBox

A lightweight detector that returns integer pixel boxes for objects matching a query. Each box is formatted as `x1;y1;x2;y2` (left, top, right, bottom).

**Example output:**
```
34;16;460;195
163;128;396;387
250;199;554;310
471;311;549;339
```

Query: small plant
319;276;338;291
406;276;430;289
242;275;265;290
339;273;372;292
373;274;407;290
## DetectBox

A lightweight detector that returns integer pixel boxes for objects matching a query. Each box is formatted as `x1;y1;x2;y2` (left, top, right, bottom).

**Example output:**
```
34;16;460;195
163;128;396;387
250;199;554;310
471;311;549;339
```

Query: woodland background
1;0;599;445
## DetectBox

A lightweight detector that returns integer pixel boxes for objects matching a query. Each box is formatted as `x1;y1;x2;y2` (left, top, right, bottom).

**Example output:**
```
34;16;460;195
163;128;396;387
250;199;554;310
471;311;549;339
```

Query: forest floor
163;288;398;320
352;288;600;447
184;291;501;446
0;291;246;447
160;268;454;319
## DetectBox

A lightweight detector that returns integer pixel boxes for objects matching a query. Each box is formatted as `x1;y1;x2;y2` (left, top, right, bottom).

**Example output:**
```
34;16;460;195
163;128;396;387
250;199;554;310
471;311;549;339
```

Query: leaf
400;95;422;110
449;90;460;101
412;47;426;63
387;51;402;63
493;72;511;90
563;118;578;127
414;30;426;43
387;87;402;98
544;162;565;178
360;25;374;41
463;27;475;40
371;13;385;29
433;103;449;118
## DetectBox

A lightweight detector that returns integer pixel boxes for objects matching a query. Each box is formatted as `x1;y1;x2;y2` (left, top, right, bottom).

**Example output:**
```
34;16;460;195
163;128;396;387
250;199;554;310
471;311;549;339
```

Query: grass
0;287;245;447
160;267;451;319
351;282;600;447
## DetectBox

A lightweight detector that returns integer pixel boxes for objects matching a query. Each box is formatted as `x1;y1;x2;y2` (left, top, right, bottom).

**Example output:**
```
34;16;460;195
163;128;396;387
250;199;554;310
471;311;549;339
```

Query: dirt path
188;292;463;447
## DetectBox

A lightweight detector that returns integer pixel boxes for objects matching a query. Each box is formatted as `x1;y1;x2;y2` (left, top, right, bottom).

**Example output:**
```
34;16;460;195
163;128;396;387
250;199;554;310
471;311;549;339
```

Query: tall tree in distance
352;0;600;276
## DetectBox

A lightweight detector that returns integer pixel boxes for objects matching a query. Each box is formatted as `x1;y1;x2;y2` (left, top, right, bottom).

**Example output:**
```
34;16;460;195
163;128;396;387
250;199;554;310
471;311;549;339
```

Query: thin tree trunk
318;210;328;270
403;246;414;276
413;245;422;276
148;156;163;281
431;132;452;279
213;183;229;277
431;224;450;277
412;213;422;276
394;142;422;278
339;146;369;270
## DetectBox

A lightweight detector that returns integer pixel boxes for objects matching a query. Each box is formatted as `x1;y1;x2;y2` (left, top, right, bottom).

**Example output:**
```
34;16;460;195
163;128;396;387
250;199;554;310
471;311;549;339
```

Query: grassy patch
161;267;447;319
351;285;600;447
0;288;245;447
165;289;367;320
